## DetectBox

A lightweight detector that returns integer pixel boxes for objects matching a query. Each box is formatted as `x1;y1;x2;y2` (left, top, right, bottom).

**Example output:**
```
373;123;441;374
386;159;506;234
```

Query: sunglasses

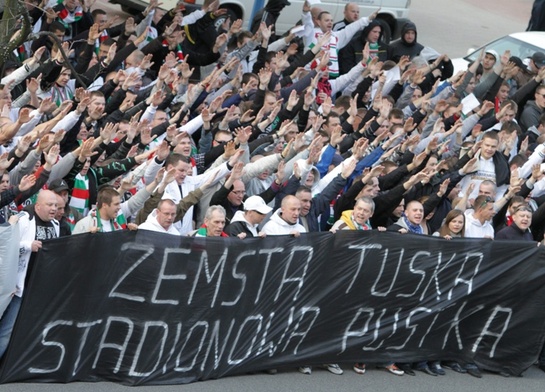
478;196;493;209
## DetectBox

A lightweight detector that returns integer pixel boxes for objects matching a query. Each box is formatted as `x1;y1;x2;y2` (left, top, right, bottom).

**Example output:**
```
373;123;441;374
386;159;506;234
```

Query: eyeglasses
231;190;246;195
537;93;545;99
478;196;493;209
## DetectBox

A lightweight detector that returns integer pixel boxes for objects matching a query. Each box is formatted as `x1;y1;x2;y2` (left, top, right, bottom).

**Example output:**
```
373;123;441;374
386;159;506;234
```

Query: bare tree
0;0;32;69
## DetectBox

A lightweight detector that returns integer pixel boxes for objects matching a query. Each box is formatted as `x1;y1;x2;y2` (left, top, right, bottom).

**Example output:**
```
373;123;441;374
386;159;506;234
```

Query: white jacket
17;212;59;297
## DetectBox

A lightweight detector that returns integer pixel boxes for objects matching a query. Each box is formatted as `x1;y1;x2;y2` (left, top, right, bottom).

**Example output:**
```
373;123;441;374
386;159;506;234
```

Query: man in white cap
224;195;272;238
481;49;498;78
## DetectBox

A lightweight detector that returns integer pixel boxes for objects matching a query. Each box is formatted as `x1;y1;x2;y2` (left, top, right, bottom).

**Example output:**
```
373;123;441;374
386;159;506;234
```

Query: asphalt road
2;365;545;391
1;0;543;391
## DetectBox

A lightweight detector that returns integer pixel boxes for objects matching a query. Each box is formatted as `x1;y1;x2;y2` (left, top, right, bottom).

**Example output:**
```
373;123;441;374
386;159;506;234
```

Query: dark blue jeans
0;295;22;359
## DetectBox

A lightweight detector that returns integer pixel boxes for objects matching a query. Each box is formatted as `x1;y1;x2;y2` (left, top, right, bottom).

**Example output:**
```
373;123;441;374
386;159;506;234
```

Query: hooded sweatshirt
262;209;306;236
225;210;260;237
389;21;425;62
138;209;181;235
331;209;372;231
339;20;390;74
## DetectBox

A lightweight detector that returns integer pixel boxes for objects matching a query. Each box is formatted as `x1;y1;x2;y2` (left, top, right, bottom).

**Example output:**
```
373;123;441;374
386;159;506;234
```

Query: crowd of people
1;0;545;379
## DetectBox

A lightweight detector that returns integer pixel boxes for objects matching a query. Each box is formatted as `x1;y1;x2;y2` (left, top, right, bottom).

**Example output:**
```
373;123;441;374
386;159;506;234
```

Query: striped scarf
65;209;78;231
95;30;109;55
369;42;379;61
194;224;228;237
91;208;127;232
51;84;74;106
69;173;90;216
309;33;339;78
57;4;83;27
351;215;371;231
162;40;184;62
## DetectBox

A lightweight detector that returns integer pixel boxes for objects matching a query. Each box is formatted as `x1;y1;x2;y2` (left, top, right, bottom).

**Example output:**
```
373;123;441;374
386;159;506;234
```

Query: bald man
333;2;360;31
262;195;306;236
0;190;61;359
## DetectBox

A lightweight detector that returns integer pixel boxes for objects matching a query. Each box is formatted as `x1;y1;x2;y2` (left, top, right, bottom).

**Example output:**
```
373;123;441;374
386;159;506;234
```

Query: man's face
482;53;496;70
124;52;139;69
88;96;106;120
165;30;181;47
480;137;498;159
304;171;315;187
170;160;191;184
102;195;121;220
247;210;266;225
367;26;381;44
513;209;532;230
0;88;12;109
478;183;496;199
116;122;130;140
64;0;78;11
393;200;404;218
58;189;69;204
81;158;91;176
0;174;9;192
227;180;246;207
344;4;359;22
242;77;258;94
405;202;424;226
263;94;277;114
535;88;545;109
425;156;438;171
497;85;510;101
404;30;416;44
281;197;301;225
156;202;177;230
353;200;373;225
152;111;169;128
205;210;226;236
212;133;233;148
323;117;341;136
98;43;111;61
500;109;516;122
317;13;334;32
56;69;71;87
257;169;270;180
411;88;422;101
296;191;312;217
464;77;476;94
94;13;108;31
174;137;192;157
55;194;66;221
362;177;380;198
35;191;58;222
52;28;65;42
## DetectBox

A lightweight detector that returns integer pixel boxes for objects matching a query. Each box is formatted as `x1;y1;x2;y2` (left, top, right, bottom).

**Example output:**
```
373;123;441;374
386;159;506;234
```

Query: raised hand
18;174;36;192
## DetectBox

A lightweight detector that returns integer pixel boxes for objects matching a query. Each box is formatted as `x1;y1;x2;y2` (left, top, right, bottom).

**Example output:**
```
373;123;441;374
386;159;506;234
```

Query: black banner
2;231;545;385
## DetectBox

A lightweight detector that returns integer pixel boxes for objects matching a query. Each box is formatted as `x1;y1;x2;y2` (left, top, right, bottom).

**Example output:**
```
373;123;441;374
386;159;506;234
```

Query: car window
465;36;544;64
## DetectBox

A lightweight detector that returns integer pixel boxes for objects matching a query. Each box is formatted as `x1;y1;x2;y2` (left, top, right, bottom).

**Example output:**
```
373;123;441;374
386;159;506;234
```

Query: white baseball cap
243;196;273;214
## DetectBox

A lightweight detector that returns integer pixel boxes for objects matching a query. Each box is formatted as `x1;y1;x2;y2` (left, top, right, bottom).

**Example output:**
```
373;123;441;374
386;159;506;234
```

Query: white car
451;31;545;74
